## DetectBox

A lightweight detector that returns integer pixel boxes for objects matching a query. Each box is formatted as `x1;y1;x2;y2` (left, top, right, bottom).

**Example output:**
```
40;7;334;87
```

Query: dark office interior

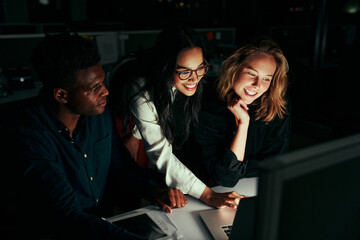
1;0;360;149
1;1;360;239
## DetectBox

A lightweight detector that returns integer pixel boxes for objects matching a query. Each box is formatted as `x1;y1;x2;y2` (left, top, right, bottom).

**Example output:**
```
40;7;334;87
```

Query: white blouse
129;78;206;199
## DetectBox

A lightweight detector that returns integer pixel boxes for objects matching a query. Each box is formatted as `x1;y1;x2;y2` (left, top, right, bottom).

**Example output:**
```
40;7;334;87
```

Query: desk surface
167;177;258;240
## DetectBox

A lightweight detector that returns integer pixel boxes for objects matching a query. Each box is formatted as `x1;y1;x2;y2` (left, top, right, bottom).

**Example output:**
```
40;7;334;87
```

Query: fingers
157;199;172;213
227;95;249;123
162;204;172;213
227;94;240;107
229;191;249;199
157;188;188;213
222;191;248;209
167;188;176;207
230;98;248;111
238;100;249;111
171;188;188;208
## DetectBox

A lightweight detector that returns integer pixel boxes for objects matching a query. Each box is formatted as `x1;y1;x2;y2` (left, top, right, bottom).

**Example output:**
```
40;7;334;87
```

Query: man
1;33;187;239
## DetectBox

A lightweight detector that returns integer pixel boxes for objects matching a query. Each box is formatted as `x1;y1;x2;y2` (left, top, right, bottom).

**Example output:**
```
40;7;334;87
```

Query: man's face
66;63;108;116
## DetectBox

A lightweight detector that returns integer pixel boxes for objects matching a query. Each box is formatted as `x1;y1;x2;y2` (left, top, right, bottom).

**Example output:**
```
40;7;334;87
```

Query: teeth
245;88;256;96
185;84;196;88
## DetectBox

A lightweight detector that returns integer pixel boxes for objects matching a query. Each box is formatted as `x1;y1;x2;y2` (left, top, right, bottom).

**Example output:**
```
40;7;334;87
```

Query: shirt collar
38;96;87;137
171;86;177;102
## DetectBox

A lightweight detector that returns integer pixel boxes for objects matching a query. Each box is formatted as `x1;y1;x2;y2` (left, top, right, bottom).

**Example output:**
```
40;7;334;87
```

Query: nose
100;83;109;97
187;72;199;82
252;78;260;88
190;69;203;82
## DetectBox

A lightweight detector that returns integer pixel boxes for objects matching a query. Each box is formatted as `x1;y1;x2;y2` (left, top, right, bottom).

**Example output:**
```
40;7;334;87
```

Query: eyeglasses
175;64;209;80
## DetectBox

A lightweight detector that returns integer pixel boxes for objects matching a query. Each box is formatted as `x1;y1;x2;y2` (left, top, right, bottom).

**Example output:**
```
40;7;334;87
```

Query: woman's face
233;53;276;105
173;47;206;96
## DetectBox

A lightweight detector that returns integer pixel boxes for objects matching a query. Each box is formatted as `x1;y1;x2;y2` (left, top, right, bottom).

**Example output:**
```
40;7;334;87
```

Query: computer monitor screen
255;133;360;240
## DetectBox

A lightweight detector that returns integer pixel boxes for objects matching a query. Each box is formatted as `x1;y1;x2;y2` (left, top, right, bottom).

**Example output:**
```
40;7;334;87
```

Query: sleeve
194;111;291;187
129;92;206;199
11;132;146;240
189;111;248;187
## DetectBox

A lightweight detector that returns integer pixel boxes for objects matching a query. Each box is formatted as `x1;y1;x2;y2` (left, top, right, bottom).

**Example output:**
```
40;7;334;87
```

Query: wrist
200;186;213;203
237;118;250;126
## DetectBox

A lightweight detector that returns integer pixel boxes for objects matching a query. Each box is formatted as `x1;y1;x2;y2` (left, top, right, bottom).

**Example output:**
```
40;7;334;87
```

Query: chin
186;92;196;97
178;90;193;97
97;108;106;115
89;107;105;116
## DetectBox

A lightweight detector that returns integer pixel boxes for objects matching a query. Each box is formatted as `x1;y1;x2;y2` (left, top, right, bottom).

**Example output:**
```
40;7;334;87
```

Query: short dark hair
31;32;101;91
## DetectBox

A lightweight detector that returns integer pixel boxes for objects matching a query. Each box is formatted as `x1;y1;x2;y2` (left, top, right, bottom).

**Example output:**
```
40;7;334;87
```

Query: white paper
106;206;183;240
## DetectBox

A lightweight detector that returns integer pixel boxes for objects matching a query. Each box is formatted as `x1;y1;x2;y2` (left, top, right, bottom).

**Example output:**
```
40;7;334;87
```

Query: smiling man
1;33;187;240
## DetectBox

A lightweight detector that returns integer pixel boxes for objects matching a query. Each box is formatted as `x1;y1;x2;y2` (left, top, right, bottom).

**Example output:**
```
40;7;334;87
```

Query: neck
55;104;80;138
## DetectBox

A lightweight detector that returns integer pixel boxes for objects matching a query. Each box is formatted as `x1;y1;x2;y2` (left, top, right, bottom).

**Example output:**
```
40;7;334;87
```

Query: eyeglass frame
175;63;210;81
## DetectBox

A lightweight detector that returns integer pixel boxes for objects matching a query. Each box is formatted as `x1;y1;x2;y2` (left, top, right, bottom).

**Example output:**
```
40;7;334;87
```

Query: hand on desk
200;186;246;209
154;188;188;213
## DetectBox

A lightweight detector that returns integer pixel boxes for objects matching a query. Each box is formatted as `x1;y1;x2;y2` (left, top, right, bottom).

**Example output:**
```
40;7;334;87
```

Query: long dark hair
109;25;207;147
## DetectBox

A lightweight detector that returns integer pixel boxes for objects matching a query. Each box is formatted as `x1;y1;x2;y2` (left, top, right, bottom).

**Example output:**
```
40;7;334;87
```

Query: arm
191;105;291;187
190;110;249;187
130;92;243;208
129;92;206;199
226;93;250;161
110;125;188;213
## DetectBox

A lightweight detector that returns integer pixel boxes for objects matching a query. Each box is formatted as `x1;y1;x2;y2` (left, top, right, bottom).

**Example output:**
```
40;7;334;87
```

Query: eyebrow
245;65;274;77
86;71;104;89
176;62;205;70
86;80;101;91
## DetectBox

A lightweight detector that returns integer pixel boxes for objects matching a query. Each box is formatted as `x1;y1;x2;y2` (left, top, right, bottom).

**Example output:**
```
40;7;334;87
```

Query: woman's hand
200;186;247;209
227;91;250;125
154;188;188;213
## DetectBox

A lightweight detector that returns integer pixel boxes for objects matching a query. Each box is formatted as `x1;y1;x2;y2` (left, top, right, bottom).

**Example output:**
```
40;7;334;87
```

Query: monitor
255;133;360;240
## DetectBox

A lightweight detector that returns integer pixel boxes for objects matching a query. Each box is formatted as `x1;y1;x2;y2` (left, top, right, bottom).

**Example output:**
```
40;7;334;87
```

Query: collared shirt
2;96;153;239
129;78;206;199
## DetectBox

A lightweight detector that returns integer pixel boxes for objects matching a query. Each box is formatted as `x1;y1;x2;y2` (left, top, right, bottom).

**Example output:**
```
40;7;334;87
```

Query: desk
167;177;258;240
108;177;258;240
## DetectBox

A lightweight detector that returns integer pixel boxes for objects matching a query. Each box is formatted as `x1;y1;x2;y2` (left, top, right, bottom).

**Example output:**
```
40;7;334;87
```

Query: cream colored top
129;78;206;199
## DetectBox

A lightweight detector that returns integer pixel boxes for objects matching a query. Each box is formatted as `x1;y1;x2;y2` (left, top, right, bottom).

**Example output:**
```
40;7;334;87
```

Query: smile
244;88;257;96
184;83;197;90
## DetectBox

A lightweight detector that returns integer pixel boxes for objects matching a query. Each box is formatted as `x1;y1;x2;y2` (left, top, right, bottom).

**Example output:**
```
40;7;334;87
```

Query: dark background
1;0;360;150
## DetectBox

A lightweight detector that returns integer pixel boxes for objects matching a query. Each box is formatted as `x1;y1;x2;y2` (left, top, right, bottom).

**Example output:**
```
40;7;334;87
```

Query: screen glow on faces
233;53;276;105
69;63;108;116
173;47;205;97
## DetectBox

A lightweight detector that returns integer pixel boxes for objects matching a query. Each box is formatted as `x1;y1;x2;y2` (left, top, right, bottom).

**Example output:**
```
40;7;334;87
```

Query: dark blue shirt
1;97;159;239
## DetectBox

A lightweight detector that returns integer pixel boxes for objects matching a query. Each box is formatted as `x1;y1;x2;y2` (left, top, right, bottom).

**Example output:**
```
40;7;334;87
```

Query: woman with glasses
109;25;244;209
179;37;291;187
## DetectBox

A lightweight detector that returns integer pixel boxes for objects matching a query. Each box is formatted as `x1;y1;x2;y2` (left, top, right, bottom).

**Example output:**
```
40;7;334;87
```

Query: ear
53;88;69;104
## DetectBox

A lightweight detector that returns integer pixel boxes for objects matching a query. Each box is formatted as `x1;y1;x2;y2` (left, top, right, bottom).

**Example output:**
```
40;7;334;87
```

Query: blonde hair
216;38;289;122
